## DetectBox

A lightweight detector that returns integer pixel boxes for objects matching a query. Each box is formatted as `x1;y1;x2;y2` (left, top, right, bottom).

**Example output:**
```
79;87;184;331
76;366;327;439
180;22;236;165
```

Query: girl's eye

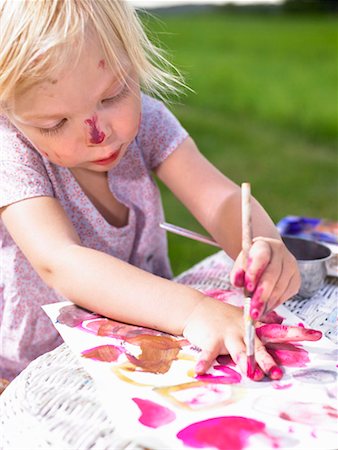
103;84;129;105
39;118;67;136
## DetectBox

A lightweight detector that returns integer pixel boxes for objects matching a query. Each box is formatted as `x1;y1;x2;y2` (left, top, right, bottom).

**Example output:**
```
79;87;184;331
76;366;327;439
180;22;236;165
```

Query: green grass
141;10;338;275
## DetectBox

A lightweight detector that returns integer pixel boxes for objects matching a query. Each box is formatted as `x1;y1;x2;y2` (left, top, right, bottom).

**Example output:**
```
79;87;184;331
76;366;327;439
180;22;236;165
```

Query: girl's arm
1;196;202;334
1;193;304;378
155;136;301;317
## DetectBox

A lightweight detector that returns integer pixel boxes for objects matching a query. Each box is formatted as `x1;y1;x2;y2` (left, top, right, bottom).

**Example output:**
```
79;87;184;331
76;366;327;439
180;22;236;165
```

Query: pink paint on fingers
84;115;105;144
256;324;322;343
250;286;265;320
268;365;283;380
132;398;176;428
195;359;208;375
253;365;265;381
261;310;284;324
233;269;245;287
247;355;256;379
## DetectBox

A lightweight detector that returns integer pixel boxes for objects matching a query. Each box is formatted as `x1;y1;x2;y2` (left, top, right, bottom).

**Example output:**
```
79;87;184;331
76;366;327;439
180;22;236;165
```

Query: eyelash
103;84;130;104
38;85;130;136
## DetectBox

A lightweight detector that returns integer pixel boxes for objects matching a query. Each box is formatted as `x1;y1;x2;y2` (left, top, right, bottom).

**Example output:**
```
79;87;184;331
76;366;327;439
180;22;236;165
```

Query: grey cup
282;236;332;298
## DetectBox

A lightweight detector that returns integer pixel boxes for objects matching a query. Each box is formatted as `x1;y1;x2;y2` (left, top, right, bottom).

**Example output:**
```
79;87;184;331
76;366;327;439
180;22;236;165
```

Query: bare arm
0;196;204;335
156;136;300;315
156;136;280;259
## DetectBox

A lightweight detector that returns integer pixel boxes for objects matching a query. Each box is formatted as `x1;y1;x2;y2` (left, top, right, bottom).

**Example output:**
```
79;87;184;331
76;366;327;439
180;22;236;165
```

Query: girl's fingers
254;342;284;380
195;344;223;375
250;258;283;320
276;270;302;306
223;333;280;382
230;254;245;288
256;324;322;344
244;239;272;293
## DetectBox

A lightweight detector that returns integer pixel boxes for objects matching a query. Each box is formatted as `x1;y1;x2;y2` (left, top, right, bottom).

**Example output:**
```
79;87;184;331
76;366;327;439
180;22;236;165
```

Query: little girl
0;0;302;382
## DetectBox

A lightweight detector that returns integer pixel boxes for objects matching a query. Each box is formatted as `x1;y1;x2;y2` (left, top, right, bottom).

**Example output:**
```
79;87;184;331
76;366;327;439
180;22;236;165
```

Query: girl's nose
84;114;109;145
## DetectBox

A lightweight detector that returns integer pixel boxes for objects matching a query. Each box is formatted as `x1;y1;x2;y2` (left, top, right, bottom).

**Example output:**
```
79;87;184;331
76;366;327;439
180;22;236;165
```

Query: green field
142;10;338;275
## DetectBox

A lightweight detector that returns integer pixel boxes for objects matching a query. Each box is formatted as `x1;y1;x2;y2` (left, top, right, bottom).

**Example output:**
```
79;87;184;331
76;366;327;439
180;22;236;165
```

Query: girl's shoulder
137;94;188;170
0;115;53;209
0;114;42;167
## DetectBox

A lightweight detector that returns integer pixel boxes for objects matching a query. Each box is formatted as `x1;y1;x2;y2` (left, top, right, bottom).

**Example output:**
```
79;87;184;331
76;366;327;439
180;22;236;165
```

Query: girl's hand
230;237;301;320
183;298;321;380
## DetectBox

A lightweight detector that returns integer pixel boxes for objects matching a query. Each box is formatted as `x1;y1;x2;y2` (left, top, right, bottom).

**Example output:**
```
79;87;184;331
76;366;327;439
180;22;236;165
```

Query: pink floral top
0;94;188;380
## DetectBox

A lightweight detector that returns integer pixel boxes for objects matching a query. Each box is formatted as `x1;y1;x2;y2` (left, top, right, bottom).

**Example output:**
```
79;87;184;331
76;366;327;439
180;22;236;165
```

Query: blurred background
129;0;338;275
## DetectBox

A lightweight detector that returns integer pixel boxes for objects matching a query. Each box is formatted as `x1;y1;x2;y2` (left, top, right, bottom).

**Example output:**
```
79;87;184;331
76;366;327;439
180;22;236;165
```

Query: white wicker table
1;251;337;450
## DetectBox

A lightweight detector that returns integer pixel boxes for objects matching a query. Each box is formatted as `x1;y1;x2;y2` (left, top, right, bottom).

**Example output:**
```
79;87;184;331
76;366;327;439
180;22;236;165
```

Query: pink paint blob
196;366;242;384
177;416;279;450
84;115;105;144
266;343;310;367
132;398;176;428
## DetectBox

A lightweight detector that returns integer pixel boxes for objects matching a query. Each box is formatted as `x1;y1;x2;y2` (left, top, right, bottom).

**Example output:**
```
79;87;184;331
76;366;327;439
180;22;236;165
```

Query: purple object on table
276;216;338;245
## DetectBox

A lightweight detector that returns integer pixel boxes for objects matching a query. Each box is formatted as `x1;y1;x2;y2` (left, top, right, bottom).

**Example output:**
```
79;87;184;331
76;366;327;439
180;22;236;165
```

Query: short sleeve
137;95;189;170
0;116;54;208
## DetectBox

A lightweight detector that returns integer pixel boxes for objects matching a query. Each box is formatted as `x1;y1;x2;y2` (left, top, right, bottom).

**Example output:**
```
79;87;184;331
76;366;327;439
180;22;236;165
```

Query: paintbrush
241;182;256;378
159;222;221;248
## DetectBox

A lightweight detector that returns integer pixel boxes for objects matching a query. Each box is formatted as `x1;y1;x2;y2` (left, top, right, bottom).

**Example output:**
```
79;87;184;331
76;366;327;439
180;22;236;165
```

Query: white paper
43;296;338;450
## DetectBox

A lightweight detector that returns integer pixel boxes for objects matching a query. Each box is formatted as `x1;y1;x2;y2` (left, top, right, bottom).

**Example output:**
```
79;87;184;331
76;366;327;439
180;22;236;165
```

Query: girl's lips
94;149;121;165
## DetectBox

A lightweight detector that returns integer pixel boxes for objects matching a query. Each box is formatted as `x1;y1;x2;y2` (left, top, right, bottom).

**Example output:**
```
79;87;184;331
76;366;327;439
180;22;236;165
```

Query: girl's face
9;33;142;173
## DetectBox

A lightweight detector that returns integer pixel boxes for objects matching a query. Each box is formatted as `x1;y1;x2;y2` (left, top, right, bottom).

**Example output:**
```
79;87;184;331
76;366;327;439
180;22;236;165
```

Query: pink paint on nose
84;115;105;144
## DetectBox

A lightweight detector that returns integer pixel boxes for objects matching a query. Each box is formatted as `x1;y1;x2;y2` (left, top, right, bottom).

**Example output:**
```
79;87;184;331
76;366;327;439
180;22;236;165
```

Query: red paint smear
266;343;310;367
177;416;279;450
84;115;105;144
81;344;123;362
261;310;284;324
279;402;338;429
323;404;338;418
132;398;176;428
57;304;100;327
216;355;235;367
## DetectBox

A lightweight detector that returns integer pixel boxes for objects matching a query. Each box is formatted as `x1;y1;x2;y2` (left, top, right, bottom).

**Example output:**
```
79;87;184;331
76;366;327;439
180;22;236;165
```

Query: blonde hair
0;0;185;110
